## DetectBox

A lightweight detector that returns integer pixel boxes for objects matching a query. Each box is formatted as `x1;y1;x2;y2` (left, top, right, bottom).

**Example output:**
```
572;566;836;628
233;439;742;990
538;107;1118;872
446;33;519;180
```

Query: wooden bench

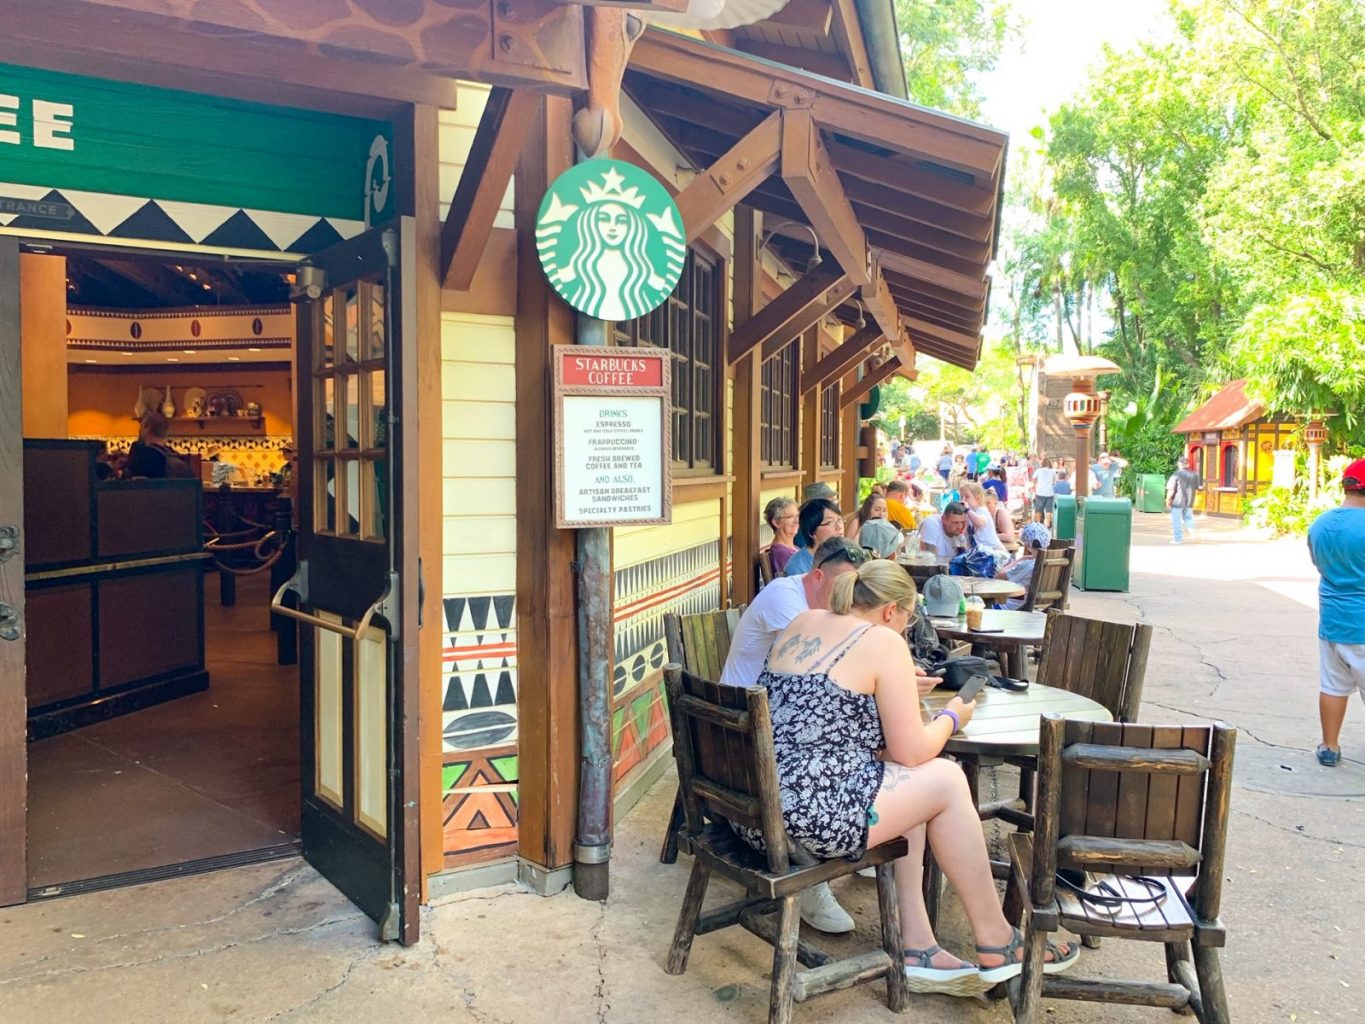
664;664;910;1024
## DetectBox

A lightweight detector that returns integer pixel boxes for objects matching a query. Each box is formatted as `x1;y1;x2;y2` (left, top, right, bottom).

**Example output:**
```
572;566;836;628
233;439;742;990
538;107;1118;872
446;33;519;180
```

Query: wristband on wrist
934;709;960;733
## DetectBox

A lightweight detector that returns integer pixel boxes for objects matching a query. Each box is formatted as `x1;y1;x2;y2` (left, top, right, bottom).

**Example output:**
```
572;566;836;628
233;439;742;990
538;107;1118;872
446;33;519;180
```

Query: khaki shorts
1320;638;1365;697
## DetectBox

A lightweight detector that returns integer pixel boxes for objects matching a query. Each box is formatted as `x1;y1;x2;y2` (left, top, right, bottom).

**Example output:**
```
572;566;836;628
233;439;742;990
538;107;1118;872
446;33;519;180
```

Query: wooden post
731;207;763;607
800;326;820;490
514;95;582;881
840;367;858;507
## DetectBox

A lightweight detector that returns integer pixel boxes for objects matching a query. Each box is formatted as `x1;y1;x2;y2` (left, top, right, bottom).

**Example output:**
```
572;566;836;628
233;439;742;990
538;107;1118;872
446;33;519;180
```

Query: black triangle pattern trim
200;209;279;251
7;190;100;235
109;201;194;244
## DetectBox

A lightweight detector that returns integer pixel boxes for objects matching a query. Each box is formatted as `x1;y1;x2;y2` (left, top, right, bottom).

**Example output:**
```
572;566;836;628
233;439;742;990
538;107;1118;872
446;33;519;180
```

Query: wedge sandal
976;926;1079;985
902;946;988;997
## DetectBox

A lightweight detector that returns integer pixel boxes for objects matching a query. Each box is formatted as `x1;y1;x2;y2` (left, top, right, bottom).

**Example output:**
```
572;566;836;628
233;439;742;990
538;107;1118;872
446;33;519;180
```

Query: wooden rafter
781;109;869;286
759;275;857;360
735;41;852;83
728;264;847;364
905;315;980;353
441;88;539;290
799;324;883;395
878;250;987;304
840;356;901;409
675;111;782;244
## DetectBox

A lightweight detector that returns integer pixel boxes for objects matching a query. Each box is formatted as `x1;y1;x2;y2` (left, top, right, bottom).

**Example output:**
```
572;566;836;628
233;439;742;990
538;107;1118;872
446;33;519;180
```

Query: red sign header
559;352;665;389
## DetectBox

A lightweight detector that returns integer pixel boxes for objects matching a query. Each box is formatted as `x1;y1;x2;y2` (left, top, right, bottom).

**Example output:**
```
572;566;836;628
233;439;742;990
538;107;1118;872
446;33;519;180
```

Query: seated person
918;502;970;558
124;411;193;479
851;492;890;546
859;517;903;559
984;487;1017;546
883;479;919;529
959;482;1007;556
1054;468;1073;496
733;560;1077;994
763;497;800;577
782;498;845;577
999;522;1052;610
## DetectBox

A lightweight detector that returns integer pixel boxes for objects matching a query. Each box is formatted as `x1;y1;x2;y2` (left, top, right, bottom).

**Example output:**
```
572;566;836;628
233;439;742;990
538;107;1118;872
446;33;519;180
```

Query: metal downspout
852;0;909;99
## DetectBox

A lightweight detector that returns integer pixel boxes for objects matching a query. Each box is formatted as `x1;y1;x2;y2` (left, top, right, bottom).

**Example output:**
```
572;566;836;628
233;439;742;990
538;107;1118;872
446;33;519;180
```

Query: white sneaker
799;882;855;933
857;866;876;878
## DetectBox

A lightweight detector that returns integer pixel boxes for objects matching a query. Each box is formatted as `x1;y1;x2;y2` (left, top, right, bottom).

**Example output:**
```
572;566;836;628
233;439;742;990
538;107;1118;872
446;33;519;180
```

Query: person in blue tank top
1309;459;1365;766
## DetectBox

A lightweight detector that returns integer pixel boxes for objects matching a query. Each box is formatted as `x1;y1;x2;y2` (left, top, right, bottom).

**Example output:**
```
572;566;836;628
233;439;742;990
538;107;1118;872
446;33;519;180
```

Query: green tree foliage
896;0;1015;118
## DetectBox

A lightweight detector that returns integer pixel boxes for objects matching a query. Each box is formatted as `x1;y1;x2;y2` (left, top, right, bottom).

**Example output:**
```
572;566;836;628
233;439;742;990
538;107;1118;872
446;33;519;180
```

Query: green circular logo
536;159;685;321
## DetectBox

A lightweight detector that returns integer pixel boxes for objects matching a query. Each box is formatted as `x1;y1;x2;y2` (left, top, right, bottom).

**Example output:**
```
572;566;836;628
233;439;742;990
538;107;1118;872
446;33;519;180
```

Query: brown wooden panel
1172;726;1210;856
97;568;202;688
24;584;94;710
22;442;95;568
1082;721;1122;841
97;481;201;558
1113;724;1154;843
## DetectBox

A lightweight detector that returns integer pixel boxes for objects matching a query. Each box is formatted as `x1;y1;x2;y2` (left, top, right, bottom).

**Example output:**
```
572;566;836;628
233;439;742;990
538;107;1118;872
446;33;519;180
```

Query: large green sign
0;62;391;250
536;160;685;321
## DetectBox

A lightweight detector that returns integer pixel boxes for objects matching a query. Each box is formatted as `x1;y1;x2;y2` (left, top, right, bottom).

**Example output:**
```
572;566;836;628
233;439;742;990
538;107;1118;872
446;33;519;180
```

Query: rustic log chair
758;547;775;590
658;607;746;864
1020;543;1074;614
663;664;911;1024
1004;714;1235;1024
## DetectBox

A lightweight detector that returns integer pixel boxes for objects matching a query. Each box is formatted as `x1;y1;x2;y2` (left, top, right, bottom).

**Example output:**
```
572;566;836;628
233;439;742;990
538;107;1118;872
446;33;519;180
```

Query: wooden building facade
0;0;1006;940
1173;379;1295;516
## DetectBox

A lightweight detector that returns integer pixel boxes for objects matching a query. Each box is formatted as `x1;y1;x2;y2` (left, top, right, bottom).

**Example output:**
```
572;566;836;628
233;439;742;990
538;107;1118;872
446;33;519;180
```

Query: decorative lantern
1044;354;1121;514
1304;416;1332;500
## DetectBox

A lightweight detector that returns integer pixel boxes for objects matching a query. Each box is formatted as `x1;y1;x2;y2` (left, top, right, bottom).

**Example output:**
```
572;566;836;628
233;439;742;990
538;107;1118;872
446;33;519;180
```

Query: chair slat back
664;607;747;682
757;548;775;590
1036;612;1152;722
1033;715;1236;922
1022;545;1074;613
665;664;790;874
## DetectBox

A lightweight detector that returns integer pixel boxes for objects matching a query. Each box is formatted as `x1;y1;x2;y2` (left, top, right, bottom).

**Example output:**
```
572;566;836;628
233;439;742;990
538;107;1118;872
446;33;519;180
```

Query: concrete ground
2;513;1361;1023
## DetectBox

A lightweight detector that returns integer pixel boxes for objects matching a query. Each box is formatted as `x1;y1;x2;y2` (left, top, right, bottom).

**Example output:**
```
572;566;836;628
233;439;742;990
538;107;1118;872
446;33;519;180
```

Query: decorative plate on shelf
221;391;243;416
183;387;207;418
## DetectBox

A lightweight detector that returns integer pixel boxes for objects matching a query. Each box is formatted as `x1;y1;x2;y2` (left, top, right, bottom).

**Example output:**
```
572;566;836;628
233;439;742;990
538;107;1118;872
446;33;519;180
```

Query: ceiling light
854;300;867;330
202;283;212;290
188;272;197;280
227;356;240;361
248;347;261;352
183;349;196;354
166;357;179;362
120;350;134;356
84;358;96;364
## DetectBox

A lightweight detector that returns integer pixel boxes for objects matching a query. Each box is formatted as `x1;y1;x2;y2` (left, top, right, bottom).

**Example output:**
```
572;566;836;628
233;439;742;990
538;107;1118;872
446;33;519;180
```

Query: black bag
936;655;995;691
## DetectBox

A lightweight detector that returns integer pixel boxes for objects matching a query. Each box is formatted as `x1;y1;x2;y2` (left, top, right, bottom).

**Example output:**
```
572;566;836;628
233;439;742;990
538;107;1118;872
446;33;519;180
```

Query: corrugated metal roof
1173;379;1264;434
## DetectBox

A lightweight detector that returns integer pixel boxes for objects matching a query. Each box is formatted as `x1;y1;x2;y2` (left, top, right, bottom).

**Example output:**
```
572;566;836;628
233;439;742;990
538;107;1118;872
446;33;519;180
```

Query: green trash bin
1075;497;1131;592
1136;473;1166;513
1054;494;1077;541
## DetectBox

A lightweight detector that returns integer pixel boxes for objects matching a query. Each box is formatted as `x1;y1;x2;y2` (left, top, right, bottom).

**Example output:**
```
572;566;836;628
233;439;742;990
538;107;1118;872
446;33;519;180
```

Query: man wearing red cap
1308;458;1365;766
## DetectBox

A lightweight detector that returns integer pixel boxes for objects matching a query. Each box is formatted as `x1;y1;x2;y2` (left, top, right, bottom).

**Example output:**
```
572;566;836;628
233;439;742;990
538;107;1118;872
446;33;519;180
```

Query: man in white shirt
918;501;970;557
721;538;865;686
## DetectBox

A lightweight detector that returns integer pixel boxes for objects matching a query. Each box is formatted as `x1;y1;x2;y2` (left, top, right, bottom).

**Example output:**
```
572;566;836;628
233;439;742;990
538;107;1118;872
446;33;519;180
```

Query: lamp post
1045;355;1121;518
1305;416;1331;501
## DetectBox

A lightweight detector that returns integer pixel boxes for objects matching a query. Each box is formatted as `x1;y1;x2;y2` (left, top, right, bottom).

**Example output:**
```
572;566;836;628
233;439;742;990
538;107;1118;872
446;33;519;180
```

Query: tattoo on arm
774;633;822;664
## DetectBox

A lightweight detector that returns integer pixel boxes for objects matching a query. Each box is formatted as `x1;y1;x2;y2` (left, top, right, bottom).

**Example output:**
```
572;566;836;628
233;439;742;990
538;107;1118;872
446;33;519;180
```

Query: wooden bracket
759;276;856;361
840;356;900;409
859;255;901;344
799;324;882;396
727;264;848;364
676;111;783;244
441;88;539;290
780;109;870;287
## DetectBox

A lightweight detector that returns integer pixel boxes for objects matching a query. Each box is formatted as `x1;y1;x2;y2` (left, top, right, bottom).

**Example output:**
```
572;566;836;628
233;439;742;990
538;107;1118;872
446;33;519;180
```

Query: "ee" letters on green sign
0;94;75;151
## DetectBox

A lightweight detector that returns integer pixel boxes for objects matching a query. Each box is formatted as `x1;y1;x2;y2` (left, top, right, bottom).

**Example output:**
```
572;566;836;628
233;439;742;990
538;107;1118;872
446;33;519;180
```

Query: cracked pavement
1;515;1360;1023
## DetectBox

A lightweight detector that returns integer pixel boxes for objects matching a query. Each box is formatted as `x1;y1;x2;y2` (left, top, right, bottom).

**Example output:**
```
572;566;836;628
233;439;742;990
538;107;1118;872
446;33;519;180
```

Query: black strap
1056;872;1168;908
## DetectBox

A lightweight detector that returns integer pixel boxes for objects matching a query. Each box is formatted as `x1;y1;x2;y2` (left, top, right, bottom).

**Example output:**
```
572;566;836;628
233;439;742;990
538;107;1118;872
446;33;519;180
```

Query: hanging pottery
133;387;147;418
161;386;176;417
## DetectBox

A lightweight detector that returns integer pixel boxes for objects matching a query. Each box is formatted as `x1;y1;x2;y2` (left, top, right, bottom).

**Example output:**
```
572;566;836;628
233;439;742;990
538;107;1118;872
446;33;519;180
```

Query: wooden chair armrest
1008;833;1059;931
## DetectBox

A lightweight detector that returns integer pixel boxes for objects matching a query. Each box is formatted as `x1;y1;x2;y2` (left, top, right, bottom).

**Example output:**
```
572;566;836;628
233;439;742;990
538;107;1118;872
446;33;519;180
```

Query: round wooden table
931;608;1047;679
896;554;950;585
955;577;1026;606
922;681;1112;757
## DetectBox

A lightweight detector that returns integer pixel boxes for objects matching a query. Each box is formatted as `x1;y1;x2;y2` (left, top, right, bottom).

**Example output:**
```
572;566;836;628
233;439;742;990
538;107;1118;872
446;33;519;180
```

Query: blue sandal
977;926;1079;985
903;946;988;996
1318;745;1341;767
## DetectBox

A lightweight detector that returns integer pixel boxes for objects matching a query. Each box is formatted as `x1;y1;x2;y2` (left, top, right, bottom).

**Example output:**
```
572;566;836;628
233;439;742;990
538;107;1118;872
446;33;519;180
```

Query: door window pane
319;294;335;369
365;460;388;539
315;615;344;809
345;459;361;535
366;280;386;361
317;459;336;533
318;376;335;452
341;285;359;363
367;370;387;449
355;626;388;838
344;373;359;449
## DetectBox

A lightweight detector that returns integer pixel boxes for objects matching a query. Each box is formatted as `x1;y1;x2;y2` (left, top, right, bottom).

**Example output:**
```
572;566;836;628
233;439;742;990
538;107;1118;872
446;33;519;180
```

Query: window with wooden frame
760;339;799;469
615;247;723;472
819;382;840;469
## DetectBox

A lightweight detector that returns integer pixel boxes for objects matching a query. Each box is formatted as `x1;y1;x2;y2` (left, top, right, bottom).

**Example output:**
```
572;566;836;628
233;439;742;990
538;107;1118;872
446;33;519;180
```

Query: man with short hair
918;501;970;557
1165;455;1203;544
883;479;917;530
1090;451;1128;497
1309;459;1365;766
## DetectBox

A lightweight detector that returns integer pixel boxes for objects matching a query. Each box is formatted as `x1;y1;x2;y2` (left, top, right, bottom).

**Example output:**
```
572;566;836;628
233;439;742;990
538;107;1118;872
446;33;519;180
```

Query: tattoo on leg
881;764;919;792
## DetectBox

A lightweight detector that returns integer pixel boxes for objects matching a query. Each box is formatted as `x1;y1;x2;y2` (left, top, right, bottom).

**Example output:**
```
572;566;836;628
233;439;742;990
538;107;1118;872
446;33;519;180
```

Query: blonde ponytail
829;559;918;616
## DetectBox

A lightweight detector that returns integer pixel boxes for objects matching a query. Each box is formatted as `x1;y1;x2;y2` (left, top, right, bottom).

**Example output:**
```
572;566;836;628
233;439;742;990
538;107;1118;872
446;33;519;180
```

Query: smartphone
971;627;1004;633
956;674;989;703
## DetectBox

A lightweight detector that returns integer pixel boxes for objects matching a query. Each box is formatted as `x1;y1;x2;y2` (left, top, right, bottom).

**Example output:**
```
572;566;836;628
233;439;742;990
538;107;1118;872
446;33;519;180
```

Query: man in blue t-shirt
1308;459;1365;766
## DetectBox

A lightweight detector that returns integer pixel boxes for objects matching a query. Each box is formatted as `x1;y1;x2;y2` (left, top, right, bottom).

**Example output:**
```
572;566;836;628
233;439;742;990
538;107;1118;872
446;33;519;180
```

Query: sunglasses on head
816;543;868;569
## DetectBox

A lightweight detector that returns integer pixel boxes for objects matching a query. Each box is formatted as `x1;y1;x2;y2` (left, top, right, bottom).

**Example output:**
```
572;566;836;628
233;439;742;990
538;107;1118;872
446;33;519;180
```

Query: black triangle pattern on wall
442;593;518;753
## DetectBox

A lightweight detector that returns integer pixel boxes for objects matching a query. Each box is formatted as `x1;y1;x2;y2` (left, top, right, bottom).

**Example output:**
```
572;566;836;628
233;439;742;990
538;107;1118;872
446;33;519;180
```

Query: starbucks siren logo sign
536;159;685;321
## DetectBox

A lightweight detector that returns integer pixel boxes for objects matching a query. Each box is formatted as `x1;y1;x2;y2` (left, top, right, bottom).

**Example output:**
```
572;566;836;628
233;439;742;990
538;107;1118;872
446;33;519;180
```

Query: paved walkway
2;513;1361;1023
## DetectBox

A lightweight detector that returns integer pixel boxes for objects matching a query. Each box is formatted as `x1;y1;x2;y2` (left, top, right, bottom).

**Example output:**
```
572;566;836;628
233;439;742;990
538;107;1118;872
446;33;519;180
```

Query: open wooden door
274;221;421;943
0;238;26;907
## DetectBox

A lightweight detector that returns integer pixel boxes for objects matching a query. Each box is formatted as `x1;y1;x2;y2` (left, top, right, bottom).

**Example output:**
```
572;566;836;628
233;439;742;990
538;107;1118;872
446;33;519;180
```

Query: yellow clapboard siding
615;498;720;569
443;400;517;441
444;553;516;595
441;318;517;365
442;361;514;402
444;477;516;512
443;439;516;479
443;516;517;554
437;84;513;225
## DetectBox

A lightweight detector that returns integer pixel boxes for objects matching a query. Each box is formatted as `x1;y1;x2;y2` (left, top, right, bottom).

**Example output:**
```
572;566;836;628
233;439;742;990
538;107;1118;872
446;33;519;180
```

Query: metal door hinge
0;603;20;642
0;525;18;563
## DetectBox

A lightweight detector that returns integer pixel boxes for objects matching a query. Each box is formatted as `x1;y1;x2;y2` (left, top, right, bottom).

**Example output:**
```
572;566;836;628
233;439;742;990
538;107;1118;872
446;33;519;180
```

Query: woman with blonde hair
736;560;1077;994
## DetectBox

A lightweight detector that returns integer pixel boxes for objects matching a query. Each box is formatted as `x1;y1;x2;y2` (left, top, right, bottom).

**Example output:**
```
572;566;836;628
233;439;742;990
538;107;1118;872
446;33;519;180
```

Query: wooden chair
663;664;910;1024
658;607;746;863
758;547;775;590
1035;611;1153;724
1020;544;1074;614
1004;714;1236;1024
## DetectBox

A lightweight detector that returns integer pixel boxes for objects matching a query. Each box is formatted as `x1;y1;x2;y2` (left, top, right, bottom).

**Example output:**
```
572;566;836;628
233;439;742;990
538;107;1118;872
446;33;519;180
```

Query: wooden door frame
0;237;25;905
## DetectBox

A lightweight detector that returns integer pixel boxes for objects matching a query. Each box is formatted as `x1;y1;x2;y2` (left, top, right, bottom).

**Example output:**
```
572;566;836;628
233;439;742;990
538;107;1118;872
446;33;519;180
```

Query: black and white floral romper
735;625;886;860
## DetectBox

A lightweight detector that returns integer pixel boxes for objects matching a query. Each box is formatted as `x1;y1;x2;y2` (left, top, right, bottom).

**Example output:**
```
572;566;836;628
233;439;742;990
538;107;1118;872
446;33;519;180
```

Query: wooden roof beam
781;109;870;288
728;263;848;364
800;324;883;395
676;110;782;244
759;275;858;360
441;88;538;290
878;249;987;304
840;356;902;409
859;257;902;350
905;315;980;353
